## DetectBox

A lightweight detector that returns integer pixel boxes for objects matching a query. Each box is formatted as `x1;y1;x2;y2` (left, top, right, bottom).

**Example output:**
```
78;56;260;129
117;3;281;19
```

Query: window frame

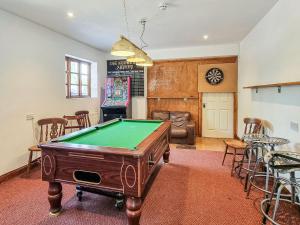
65;56;91;98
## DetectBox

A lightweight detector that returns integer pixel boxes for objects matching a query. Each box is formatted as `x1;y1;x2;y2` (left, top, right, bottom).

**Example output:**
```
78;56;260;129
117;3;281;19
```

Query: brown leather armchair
152;111;195;145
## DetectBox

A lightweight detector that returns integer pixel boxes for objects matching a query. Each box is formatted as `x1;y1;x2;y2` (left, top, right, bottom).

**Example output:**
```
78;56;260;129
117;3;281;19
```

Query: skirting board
0;158;40;184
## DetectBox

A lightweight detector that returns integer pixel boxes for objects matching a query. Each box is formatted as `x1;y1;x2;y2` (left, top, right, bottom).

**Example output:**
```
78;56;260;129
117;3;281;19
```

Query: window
65;56;91;98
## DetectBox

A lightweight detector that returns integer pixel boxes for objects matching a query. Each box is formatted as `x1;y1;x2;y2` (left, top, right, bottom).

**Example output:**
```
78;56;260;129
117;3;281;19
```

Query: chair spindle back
63;115;85;133
243;118;262;135
75;110;91;128
37;118;67;142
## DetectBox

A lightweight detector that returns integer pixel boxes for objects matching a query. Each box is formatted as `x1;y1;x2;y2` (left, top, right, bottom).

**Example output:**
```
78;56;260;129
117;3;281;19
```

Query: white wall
148;44;239;60
238;0;300;149
0;10;106;176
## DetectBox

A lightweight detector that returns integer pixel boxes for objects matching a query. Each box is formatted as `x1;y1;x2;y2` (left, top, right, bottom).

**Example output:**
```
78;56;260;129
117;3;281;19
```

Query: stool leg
272;183;284;221
231;148;237;176
264;163;271;198
246;157;260;198
222;144;229;166
262;178;279;224
290;172;296;203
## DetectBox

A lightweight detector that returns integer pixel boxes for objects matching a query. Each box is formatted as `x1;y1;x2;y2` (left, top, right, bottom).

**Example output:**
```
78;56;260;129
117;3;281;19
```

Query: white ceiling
0;0;278;52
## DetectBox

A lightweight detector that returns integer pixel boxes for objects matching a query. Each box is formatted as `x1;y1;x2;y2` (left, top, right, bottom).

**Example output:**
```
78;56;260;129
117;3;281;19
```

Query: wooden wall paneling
147;98;199;134
198;63;238;93
147;61;198;98
147;56;238;137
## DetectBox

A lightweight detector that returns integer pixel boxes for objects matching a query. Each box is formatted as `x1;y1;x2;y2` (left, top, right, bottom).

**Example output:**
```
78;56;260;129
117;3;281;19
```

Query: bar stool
245;136;289;197
261;151;300;225
237;133;265;191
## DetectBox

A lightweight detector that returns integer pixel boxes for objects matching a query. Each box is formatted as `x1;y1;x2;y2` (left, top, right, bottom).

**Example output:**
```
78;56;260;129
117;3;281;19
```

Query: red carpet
0;149;271;225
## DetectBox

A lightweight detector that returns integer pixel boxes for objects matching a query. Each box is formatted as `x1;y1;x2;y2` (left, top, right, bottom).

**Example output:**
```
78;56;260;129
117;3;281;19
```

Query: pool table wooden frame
40;119;171;225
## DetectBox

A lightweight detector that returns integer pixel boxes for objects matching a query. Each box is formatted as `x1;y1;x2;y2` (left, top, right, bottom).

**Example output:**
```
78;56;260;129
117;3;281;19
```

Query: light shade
111;37;135;57
136;54;153;67
127;48;146;63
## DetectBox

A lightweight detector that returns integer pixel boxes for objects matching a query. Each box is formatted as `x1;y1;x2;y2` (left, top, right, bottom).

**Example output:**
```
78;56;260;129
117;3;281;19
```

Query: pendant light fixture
111;0;135;57
111;36;135;57
136;54;153;67
127;48;146;63
111;0;153;67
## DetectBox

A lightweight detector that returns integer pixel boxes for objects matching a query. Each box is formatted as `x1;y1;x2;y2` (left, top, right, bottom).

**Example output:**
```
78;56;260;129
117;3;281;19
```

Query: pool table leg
48;182;62;216
163;145;170;163
126;197;142;225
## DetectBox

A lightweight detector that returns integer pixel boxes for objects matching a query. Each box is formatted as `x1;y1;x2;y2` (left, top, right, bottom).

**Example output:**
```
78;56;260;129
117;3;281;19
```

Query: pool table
40;119;171;225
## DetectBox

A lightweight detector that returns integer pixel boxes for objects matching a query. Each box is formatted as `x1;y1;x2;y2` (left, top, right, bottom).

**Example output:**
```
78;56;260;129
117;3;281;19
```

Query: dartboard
205;68;224;85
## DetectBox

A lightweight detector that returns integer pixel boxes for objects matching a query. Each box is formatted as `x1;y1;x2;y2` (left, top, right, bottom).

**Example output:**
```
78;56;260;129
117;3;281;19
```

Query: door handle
203;103;206;108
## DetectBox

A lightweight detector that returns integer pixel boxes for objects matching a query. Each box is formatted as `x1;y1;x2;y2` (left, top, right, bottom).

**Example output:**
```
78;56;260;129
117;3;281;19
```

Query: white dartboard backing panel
202;93;234;138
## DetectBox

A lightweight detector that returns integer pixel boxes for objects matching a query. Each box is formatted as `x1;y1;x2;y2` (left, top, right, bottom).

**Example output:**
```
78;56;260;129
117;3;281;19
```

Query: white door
202;93;234;138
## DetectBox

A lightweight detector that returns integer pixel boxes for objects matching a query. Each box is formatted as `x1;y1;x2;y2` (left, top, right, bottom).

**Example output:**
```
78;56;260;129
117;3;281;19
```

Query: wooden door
202;93;233;138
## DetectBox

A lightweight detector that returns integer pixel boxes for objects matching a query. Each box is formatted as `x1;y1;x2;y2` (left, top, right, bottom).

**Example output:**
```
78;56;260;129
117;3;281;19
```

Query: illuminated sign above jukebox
107;60;144;76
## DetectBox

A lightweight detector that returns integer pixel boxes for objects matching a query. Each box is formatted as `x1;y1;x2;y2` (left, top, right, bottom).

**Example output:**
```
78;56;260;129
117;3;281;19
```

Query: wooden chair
27;118;67;174
75;110;91;128
63;115;85;133
222;118;262;176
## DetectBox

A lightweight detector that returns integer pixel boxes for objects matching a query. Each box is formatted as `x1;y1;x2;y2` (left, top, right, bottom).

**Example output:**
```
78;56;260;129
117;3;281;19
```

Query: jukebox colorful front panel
101;77;131;122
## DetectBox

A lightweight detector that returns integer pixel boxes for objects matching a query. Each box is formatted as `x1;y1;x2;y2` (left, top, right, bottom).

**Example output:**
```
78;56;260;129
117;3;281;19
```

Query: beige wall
0;10;106;176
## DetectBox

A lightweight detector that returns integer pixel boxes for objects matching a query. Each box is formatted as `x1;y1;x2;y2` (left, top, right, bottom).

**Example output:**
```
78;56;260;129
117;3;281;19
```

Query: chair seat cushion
28;145;41;151
224;139;247;149
171;126;187;138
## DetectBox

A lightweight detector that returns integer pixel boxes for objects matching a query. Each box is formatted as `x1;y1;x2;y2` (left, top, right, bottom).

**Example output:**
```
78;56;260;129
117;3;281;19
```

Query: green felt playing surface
62;120;163;150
